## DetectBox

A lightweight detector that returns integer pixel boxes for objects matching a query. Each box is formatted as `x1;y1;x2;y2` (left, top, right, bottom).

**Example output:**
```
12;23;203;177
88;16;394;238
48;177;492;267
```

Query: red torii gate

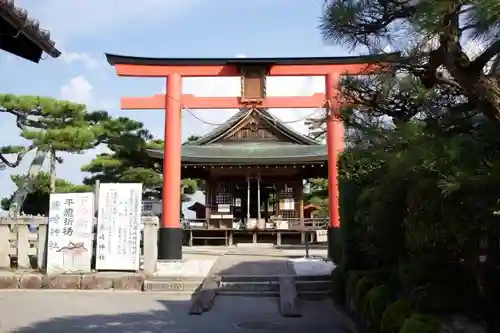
105;53;398;260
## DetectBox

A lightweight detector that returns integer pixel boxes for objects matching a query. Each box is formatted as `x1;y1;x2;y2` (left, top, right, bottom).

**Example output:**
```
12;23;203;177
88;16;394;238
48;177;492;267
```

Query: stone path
205;247;334;277
156;246;333;278
212;253;294;276
0;290;350;333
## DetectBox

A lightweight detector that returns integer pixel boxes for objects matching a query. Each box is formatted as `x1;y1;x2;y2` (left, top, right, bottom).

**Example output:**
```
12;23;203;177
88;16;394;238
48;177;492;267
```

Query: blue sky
0;0;355;214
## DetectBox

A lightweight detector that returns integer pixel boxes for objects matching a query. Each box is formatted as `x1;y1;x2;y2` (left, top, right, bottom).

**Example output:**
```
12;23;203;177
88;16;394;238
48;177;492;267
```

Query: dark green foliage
319;0;500;123
0;95;138;168
380;299;412;333
363;285;393;326
407;283;477;316
346;270;362;306
0;94;202;215
303;178;329;217
316;1;500;329
354;277;376;312
82;133;201;202
400;314;442;333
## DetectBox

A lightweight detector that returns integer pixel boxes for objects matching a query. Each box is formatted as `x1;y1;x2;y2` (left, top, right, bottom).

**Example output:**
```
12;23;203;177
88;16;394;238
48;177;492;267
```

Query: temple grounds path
0;290;350;333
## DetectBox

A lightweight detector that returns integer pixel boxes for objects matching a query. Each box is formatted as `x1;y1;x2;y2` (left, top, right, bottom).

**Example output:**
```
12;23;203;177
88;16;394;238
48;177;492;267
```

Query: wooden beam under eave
267;63;383;76
114;63;387;78
120;93;327;109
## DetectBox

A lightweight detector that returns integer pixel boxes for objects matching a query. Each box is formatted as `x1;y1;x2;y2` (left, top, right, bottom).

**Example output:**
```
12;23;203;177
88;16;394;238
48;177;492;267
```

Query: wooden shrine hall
146;108;329;246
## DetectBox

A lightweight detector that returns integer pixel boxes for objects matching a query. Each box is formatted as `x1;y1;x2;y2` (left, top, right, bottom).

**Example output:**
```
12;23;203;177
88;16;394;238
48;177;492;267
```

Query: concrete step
143;277;204;294
143;274;333;298
217;274;332;297
235;243;274;248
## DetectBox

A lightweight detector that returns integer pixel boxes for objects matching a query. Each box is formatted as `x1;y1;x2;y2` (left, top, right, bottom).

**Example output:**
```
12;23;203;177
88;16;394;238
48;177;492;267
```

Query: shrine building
146;107;329;246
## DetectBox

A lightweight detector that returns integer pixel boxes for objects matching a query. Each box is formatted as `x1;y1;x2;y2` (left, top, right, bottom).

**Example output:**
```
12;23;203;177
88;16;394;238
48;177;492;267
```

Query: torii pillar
104;53;397;261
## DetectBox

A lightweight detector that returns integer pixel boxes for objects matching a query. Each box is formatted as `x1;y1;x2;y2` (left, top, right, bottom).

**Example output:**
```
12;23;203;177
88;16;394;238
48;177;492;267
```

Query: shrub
380;299;411;333
354;277;376;312
363;284;393;326
346;270;363;300
400;314;442;333
408;283;462;315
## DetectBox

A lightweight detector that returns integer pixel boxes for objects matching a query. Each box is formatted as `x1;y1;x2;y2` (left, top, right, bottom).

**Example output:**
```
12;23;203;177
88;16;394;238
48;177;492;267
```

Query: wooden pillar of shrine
325;72;343;259
159;72;183;260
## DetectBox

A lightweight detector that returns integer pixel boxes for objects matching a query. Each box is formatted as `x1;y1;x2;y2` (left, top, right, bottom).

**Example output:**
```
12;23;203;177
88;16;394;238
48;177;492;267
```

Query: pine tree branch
471;39;500;72
0;145;36;168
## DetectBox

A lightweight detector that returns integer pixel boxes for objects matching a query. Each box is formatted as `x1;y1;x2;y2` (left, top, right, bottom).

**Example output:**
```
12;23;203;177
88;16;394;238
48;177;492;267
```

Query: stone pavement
0;290;350;333
195;245;334;277
0;245;334;291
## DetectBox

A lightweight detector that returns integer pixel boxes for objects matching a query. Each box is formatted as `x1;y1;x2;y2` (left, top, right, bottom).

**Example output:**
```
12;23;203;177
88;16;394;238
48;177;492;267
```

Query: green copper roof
147;143;327;164
146;108;328;165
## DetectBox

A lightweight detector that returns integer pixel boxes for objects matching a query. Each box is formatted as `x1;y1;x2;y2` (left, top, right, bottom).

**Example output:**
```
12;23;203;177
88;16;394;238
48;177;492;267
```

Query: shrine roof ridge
105;52;401;67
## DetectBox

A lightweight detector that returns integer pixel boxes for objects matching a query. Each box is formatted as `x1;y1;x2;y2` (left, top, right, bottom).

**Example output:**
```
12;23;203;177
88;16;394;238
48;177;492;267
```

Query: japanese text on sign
46;192;94;274
95;183;142;271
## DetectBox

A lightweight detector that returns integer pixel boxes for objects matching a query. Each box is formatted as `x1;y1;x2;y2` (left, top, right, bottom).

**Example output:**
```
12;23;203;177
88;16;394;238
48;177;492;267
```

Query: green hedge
363;284;393;326
346;270;363;301
408;283;463;314
354;277;376;312
380;299;411;333
400;314;441;333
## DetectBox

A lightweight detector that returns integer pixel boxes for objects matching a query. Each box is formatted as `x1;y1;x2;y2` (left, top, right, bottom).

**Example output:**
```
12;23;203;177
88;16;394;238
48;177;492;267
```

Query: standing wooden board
95;183;142;271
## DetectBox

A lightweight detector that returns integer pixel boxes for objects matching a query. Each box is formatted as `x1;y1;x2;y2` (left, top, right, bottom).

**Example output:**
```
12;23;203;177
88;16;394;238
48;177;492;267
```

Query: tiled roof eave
0;0;61;58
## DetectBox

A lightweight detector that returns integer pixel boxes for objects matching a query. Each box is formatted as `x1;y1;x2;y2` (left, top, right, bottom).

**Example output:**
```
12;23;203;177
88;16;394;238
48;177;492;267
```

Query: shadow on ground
4;296;348;333
213;258;296;276
10;299;191;333
1;260;346;333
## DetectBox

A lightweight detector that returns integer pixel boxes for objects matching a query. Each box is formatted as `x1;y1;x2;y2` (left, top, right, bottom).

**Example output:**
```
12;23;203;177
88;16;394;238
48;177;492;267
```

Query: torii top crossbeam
106;53;399;109
104;52;399;261
105;53;398;75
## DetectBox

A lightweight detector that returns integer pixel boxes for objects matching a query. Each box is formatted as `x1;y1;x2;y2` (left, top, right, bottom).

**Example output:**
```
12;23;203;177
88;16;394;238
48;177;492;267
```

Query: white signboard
95;183;142;271
46;192;94;274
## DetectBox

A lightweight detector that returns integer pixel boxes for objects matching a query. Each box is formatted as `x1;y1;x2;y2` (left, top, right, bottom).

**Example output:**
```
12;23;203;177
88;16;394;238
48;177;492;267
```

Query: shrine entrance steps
143;247;335;317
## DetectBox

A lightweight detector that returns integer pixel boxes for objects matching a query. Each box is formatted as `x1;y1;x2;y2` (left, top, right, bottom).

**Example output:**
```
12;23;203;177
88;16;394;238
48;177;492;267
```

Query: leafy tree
303;178;329;217
1;172;92;216
82;132;201;203
319;0;500;123
314;6;500;327
0;94;142;196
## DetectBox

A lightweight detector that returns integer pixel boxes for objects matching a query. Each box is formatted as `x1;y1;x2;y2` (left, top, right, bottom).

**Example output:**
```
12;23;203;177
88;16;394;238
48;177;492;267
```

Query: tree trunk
474;77;500;124
49;148;56;193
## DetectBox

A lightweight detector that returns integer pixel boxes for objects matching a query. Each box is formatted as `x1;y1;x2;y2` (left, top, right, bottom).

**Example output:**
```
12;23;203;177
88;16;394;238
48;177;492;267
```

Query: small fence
182;217;329;230
0;216;160;275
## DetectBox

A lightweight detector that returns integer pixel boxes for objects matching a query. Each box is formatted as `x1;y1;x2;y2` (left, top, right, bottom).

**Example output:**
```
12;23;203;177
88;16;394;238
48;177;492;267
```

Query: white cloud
59;76;115;111
15;0;201;41
60;76;93;105
60;52;101;69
